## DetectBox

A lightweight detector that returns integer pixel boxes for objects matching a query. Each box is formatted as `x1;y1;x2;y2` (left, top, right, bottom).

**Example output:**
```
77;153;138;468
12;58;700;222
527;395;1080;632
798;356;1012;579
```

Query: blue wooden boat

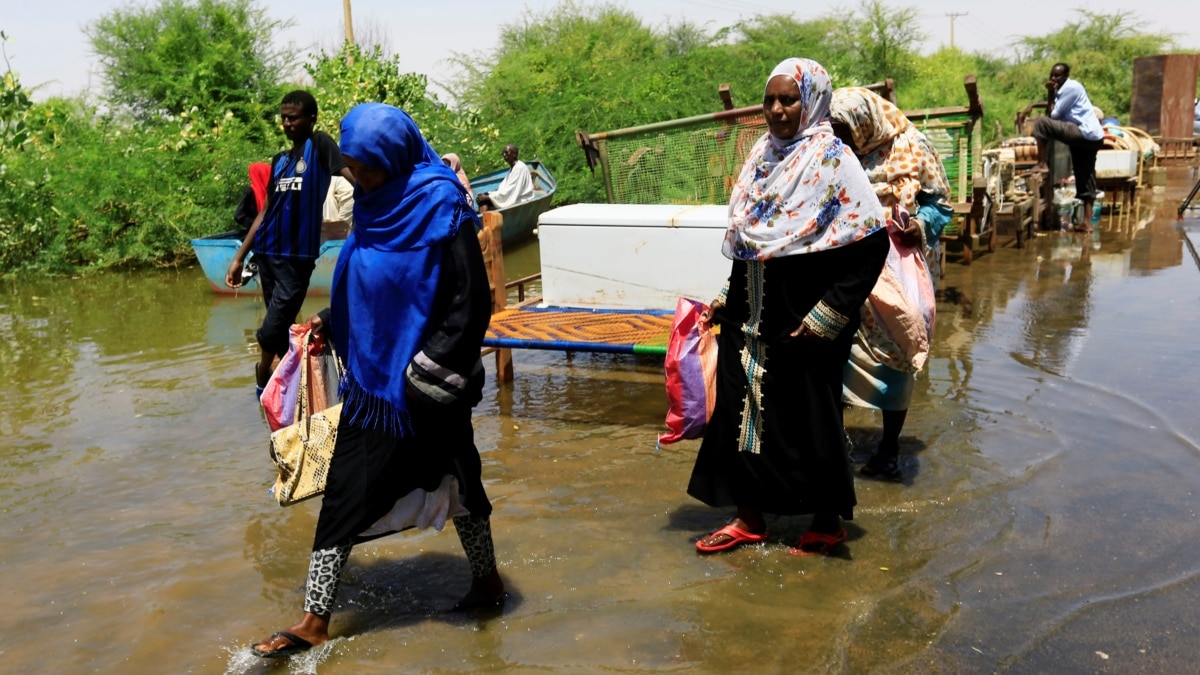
191;161;556;295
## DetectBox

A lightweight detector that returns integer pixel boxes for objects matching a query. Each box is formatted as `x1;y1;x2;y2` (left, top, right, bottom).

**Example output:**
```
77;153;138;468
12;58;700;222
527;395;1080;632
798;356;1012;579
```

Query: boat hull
191;232;343;296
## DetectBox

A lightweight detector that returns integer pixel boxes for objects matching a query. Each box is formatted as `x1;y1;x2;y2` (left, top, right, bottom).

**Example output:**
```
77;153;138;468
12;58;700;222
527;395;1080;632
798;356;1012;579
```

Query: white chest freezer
535;204;732;311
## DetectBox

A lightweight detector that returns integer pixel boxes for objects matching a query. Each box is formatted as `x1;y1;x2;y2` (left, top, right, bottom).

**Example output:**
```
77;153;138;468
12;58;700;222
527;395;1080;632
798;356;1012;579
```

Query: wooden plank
478;212;513;382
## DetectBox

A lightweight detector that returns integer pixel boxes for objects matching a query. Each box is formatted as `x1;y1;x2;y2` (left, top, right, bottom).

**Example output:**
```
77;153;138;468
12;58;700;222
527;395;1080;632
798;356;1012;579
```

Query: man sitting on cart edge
1030;62;1105;232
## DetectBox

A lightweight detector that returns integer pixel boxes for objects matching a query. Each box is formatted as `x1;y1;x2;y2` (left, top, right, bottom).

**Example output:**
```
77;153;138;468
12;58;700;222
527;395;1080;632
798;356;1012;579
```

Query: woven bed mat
483;305;673;355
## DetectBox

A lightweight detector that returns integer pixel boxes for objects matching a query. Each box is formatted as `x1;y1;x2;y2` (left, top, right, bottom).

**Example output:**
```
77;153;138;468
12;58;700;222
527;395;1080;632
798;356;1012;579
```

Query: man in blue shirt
224;90;356;391
1031;62;1105;231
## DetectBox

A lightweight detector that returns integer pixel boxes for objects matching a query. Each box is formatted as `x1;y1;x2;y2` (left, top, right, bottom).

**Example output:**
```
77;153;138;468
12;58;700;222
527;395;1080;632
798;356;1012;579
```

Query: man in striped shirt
225;90;356;391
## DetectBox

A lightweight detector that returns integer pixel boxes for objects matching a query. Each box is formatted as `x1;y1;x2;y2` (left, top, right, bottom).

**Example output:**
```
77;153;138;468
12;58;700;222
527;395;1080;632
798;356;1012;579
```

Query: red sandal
695;524;768;553
788;528;847;557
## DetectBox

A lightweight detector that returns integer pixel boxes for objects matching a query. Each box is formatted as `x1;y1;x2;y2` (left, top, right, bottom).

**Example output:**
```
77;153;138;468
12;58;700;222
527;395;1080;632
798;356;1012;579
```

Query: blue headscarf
332;103;478;436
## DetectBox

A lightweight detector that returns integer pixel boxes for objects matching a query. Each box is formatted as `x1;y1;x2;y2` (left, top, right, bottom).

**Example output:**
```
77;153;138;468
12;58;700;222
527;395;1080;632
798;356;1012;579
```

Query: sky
7;0;1200;103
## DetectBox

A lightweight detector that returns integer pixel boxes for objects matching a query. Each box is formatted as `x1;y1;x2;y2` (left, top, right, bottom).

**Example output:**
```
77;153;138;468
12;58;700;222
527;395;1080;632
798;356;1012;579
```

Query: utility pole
342;0;355;64
946;12;967;50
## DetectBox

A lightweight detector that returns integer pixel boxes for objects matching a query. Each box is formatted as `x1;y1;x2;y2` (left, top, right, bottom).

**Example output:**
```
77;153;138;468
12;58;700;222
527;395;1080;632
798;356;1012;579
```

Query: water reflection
1018;232;1094;375
1130;218;1186;272
2;171;1200;672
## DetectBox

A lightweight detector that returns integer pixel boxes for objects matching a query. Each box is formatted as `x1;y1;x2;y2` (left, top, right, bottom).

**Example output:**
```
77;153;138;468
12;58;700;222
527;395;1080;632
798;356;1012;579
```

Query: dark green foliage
85;0;292;129
446;2;927;204
304;43;499;169
1;98;268;273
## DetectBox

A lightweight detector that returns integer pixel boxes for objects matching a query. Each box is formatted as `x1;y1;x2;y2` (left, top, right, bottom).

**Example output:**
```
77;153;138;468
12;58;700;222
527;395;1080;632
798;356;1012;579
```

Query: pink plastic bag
859;206;936;374
260;325;307;432
659;297;718;445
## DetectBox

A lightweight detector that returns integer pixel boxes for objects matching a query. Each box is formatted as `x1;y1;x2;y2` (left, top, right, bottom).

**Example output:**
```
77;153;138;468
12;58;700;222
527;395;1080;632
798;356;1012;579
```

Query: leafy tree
86;0;293;127
304;43;429;137
451;2;676;202
660;19;719;59
724;14;846;82
0;31;33;150
833;0;921;85
304;42;500;176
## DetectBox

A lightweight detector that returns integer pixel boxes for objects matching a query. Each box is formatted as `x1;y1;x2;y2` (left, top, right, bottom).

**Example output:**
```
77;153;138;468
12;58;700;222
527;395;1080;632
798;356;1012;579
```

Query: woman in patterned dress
687;59;890;556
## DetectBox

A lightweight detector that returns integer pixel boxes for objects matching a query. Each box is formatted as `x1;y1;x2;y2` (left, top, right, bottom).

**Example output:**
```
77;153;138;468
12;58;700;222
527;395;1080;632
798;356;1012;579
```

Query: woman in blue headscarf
252;103;503;658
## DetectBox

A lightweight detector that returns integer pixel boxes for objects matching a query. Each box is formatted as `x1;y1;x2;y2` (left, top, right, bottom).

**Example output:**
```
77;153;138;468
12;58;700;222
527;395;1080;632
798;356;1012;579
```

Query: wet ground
3;168;1200;673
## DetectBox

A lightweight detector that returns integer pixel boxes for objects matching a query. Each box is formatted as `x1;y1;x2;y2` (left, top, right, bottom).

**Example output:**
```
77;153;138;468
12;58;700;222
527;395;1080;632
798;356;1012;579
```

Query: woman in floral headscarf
830;87;953;482
830;87;952;281
686;58;890;557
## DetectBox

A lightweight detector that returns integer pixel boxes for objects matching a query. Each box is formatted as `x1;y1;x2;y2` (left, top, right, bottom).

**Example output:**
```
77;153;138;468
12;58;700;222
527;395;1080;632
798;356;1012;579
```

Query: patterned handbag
269;329;343;506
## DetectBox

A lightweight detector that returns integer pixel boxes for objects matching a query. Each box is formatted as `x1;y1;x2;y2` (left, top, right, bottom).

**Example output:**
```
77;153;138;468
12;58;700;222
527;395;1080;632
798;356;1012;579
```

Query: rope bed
482;306;673;355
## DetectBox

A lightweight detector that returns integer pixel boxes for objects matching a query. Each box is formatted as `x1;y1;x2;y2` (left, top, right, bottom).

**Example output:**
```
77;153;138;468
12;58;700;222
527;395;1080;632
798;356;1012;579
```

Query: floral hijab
723;59;886;261
829;87;950;212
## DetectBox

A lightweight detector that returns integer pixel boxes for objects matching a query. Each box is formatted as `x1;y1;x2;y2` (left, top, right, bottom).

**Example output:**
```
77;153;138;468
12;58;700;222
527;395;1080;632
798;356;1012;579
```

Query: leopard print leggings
452;514;497;579
302;515;497;616
304;545;351;616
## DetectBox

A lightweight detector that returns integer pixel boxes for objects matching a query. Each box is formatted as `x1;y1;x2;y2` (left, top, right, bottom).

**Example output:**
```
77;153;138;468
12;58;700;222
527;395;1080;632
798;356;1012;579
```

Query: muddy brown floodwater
3;168;1200;674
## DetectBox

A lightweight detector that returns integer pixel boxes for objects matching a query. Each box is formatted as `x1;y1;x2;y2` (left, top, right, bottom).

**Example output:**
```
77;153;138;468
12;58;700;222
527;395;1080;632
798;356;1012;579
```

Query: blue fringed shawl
332;103;476;436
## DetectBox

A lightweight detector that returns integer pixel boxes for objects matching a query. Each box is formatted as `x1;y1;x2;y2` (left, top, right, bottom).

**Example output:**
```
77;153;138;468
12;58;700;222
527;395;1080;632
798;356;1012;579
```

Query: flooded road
3;168;1200;673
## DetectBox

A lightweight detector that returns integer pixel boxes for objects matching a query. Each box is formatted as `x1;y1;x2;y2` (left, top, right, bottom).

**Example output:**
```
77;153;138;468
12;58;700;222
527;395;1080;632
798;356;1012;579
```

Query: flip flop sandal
789;528;848;557
860;454;903;482
252;630;313;659
452;591;510;613
695;523;768;553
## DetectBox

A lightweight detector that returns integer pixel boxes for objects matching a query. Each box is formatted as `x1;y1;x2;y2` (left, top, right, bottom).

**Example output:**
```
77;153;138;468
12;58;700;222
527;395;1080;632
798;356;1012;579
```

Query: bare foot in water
252;613;329;658
452;570;507;611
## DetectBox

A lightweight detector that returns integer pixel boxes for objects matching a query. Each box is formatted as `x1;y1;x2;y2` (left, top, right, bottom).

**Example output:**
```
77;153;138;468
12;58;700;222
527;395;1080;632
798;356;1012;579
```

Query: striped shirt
253;132;346;259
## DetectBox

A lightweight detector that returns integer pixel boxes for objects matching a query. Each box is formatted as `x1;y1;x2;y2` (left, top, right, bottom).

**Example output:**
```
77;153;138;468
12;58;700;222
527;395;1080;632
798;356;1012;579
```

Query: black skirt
312;398;492;551
687;230;890;520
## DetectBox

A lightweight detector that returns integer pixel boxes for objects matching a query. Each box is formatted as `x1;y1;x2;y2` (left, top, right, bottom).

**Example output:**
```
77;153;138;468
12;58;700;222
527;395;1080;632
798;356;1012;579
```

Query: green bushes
0;2;486;277
1;100;267;272
0;1;1188;277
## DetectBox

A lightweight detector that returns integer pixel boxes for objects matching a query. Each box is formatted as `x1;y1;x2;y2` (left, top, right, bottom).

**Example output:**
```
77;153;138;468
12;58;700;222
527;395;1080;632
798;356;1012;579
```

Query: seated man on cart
1031;62;1105;232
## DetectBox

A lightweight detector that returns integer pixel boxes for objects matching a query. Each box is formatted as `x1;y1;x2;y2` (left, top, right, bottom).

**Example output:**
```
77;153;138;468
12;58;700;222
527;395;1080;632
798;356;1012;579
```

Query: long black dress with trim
312;223;493;551
687;227;890;520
